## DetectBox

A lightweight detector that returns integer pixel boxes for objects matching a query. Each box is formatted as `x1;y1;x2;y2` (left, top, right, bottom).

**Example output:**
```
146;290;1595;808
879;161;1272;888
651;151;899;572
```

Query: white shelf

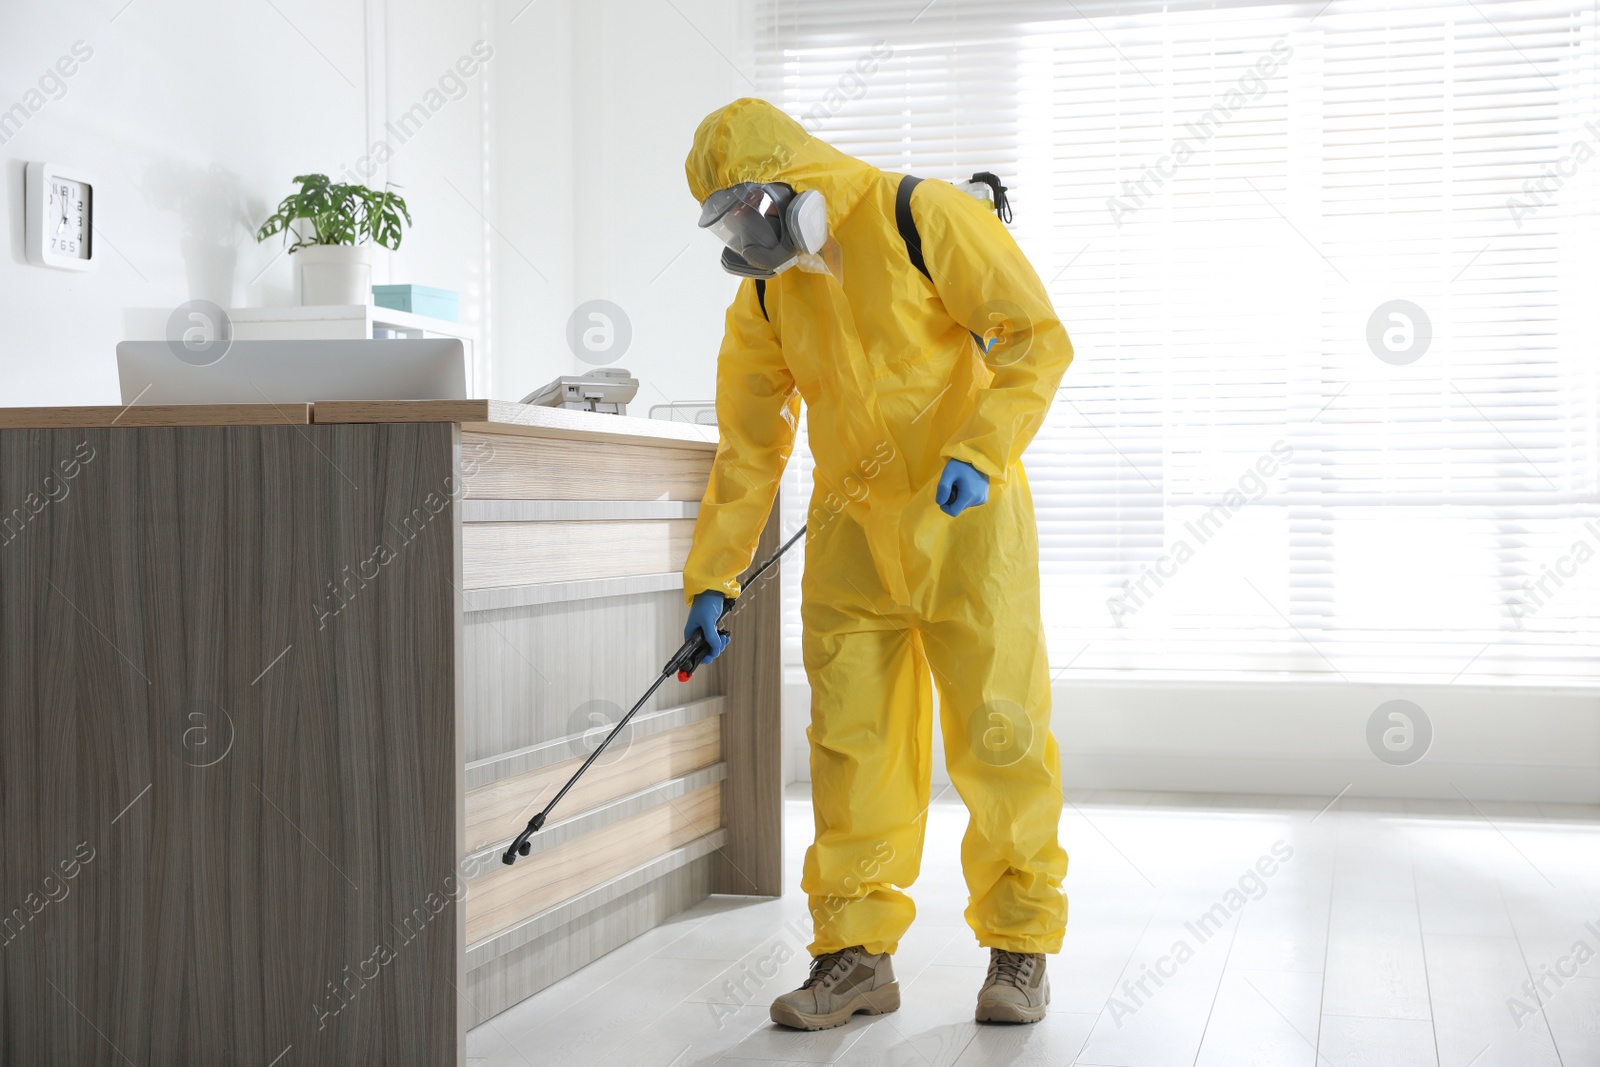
227;304;486;394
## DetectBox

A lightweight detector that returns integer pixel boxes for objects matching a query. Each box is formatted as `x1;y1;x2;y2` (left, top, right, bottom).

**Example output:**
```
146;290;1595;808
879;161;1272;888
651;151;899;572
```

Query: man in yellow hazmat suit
681;98;1072;1029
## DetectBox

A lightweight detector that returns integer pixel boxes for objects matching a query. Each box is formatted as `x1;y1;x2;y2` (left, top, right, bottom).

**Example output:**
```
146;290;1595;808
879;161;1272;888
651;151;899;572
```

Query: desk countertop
0;400;719;449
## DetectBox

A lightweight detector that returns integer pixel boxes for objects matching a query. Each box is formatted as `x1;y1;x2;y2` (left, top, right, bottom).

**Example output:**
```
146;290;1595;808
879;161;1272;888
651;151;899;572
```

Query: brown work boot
975;949;1049;1023
769;945;900;1030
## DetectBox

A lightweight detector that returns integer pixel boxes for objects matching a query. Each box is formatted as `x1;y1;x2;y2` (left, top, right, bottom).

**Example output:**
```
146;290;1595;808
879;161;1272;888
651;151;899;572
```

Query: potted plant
256;174;411;306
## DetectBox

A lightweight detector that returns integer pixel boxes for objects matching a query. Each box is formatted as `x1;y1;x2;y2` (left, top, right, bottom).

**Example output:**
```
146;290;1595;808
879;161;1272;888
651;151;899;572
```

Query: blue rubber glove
936;458;989;517
684;590;730;662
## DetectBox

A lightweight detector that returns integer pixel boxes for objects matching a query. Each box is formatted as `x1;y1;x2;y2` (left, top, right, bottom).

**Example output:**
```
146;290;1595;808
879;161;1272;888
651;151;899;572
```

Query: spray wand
502;525;806;865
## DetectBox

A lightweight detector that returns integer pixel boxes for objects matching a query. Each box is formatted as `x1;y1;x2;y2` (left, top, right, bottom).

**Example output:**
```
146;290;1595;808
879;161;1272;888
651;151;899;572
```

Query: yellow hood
685;98;877;231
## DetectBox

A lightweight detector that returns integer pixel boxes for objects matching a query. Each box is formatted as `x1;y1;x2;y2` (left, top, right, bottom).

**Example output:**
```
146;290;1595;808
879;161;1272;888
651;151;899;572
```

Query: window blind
755;0;1600;686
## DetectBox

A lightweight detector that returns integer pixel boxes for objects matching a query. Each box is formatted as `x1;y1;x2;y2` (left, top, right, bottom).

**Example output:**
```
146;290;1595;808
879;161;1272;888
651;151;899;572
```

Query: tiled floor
467;784;1600;1067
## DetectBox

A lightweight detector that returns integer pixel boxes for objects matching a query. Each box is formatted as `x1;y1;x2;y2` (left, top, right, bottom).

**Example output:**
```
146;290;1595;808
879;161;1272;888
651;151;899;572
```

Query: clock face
47;178;90;260
25;163;96;271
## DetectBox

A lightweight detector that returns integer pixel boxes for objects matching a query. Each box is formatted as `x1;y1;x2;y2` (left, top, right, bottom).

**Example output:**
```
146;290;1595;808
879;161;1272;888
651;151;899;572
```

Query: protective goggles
698;181;826;279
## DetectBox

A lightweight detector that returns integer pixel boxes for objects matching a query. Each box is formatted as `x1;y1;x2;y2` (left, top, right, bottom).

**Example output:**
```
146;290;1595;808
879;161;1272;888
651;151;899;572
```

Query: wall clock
25;162;94;271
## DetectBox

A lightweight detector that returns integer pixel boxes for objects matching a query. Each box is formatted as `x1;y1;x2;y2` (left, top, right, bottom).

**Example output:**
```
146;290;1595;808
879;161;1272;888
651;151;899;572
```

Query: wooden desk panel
463;782;722;945
463;716;721;855
0;423;462;1067
461;519;696;589
459;430;712;501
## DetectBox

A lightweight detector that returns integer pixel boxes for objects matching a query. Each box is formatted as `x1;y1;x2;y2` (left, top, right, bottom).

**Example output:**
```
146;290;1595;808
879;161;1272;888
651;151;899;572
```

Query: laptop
115;338;468;405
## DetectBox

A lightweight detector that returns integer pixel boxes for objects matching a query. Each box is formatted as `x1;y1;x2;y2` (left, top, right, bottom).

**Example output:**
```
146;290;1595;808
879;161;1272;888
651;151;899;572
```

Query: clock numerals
27;164;94;269
46;179;90;259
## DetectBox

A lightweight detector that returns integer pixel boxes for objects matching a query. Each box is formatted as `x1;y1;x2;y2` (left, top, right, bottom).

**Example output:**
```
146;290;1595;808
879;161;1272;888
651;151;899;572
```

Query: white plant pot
296;244;374;306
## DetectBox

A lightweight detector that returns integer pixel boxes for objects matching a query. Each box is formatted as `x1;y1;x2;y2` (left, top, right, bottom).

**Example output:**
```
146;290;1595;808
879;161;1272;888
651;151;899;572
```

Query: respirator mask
698;181;833;279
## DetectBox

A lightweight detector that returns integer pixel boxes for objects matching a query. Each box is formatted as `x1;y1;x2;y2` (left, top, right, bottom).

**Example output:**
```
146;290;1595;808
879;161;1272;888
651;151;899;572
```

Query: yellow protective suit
682;98;1072;956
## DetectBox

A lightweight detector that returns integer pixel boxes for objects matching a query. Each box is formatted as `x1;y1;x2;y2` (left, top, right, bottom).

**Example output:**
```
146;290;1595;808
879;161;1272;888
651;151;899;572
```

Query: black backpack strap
754;278;768;321
895;175;930;282
898;173;989;354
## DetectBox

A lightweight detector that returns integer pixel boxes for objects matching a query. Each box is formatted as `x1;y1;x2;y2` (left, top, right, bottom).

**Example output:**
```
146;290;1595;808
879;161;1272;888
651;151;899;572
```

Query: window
758;0;1600;686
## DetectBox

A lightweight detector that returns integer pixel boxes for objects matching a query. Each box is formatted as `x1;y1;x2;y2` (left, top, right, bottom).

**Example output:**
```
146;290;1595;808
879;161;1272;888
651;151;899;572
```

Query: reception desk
0;401;783;1066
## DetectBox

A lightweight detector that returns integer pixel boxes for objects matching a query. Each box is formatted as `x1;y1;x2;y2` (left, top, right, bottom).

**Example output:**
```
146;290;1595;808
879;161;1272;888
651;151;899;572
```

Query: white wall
0;0;496;404
490;0;750;407
784;674;1600;803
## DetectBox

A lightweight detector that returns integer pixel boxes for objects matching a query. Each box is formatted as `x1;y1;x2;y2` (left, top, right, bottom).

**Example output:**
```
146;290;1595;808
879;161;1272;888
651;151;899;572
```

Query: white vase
296;244;374;306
